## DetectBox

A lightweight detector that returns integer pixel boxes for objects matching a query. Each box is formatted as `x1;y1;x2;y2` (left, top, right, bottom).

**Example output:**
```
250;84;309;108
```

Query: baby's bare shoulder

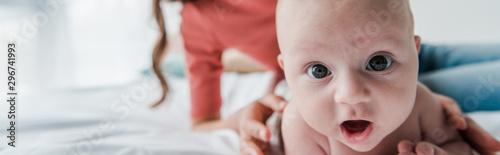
281;102;327;155
414;83;440;114
414;84;461;146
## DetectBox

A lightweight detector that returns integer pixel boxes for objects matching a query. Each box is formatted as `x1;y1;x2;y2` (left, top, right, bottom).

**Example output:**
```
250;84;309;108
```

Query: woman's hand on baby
397;140;449;155
460;117;500;155
238;94;287;155
435;93;500;154
434;93;467;129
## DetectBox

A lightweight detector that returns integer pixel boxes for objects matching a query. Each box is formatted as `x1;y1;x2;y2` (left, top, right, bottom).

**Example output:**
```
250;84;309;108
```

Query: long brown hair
151;0;193;107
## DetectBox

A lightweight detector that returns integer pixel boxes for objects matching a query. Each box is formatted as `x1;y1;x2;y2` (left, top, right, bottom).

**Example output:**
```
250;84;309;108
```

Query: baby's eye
307;64;331;79
366;55;392;71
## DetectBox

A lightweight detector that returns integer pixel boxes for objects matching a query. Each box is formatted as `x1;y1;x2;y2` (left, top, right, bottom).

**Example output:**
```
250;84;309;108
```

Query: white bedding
0;72;499;154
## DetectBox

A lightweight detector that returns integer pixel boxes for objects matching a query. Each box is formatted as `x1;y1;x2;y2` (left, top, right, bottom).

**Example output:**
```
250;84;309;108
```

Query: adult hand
461;117;500;155
434;93;467;129
238;94;287;155
397;140;449;155
434;93;500;154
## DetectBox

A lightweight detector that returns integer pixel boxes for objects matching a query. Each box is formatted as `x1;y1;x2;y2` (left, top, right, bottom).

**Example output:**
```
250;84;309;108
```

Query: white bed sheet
0;72;499;155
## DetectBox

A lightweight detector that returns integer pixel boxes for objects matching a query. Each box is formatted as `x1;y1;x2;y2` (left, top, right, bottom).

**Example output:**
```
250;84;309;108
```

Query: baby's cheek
296;98;337;135
378;86;416;127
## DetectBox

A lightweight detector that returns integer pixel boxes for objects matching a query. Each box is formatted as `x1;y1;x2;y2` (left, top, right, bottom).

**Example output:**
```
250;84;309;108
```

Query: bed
1;72;499;154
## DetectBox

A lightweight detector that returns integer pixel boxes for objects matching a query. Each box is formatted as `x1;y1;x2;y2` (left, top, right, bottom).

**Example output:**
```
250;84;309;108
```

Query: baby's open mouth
342;120;371;134
340;120;373;144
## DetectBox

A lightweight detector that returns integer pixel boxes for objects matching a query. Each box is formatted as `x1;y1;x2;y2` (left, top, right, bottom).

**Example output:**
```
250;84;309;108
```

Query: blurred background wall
411;0;500;44
0;0;499;94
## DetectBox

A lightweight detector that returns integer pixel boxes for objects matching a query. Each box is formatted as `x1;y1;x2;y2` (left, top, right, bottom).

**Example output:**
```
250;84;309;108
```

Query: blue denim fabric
418;43;500;112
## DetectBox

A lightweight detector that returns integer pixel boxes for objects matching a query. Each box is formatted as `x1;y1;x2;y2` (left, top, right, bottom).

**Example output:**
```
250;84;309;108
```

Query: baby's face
277;0;420;152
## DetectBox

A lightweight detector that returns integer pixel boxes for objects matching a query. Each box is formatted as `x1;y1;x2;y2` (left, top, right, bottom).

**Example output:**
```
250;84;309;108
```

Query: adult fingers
398;152;417;155
461;117;500;155
240;117;271;142
436;93;467;130
257;94;287;112
415;141;448;155
240;133;265;155
398;140;416;154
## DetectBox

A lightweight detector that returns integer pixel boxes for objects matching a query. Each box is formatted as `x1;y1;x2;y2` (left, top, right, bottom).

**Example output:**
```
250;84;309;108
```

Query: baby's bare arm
417;84;472;155
281;102;326;155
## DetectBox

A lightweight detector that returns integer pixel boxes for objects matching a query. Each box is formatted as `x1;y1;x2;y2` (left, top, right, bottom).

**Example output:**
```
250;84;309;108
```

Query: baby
275;0;472;154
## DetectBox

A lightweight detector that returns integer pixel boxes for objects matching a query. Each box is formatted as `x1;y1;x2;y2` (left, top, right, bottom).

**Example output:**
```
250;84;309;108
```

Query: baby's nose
334;73;370;105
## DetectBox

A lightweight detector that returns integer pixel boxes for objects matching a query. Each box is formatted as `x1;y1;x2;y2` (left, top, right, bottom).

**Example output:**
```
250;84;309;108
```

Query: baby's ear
277;54;285;70
414;35;421;54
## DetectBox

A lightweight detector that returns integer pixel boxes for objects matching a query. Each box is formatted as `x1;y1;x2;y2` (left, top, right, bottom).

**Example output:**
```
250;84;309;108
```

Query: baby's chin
337;136;378;152
343;139;380;152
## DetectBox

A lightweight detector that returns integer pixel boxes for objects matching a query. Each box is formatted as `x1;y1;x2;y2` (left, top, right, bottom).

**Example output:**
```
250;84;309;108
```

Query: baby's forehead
290;32;405;58
277;0;414;52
